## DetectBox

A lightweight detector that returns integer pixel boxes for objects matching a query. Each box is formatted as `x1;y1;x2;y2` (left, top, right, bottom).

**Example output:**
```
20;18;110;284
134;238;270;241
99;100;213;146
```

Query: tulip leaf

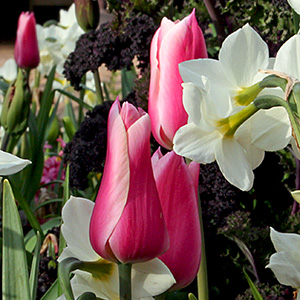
243;269;263;300
63;116;77;141
58;257;84;300
40;279;60;300
2;179;31;300
29;231;42;300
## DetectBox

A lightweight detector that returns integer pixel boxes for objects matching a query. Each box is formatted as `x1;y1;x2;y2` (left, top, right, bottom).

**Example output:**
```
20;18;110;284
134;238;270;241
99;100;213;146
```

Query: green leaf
29;231;42;300
188;293;198;300
121;67;136;99
40;279;61;300
54;88;93;110
63;116;77;141
58;257;84;300
76;292;97;300
243;269;263;300
2;179;31;300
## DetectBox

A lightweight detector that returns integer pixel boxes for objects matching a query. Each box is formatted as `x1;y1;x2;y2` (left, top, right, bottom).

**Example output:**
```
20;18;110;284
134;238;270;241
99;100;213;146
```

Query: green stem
93;69;104;105
197;195;209;300
1;132;10;151
118;263;132;300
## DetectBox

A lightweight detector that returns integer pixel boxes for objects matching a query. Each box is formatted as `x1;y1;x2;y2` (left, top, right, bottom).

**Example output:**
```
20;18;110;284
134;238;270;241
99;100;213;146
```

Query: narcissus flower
152;149;201;290
148;9;207;149
57;197;176;300
266;227;300;299
14;12;40;69
287;0;300;14
174;24;291;191
89;99;169;264
0;150;31;175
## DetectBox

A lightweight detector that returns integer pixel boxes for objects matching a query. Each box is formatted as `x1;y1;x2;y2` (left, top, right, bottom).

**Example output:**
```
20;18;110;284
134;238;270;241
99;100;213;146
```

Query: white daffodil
266;227;300;299
0;59;17;83
0;150;31;175
173;24;291;191
287;0;300;15
57;197;176;300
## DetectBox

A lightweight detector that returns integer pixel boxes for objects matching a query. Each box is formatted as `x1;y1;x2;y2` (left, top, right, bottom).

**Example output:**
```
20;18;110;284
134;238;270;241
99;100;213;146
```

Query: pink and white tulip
152;149;201;290
89;99;169;264
148;9;207;149
14;12;40;69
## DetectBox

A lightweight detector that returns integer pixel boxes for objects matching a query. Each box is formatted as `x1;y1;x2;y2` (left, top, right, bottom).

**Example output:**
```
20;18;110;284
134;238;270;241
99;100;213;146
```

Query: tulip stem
93;69;104;105
118;263;132;300
197;196;209;300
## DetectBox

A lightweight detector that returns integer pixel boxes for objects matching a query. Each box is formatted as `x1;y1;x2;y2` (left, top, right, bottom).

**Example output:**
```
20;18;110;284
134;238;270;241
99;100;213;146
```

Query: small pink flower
14;12;40;69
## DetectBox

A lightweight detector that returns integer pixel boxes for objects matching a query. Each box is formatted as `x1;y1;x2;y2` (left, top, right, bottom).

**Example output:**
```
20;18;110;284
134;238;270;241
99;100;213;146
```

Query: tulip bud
1;69;31;136
152;149;201;290
74;0;100;32
148;9;208;150
14;12;40;69
89;99;169;264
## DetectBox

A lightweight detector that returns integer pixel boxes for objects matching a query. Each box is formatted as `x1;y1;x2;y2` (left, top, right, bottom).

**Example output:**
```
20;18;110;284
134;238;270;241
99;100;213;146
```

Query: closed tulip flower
152;149;201;290
14;12;40;69
89;99;169;264
148;9;207;150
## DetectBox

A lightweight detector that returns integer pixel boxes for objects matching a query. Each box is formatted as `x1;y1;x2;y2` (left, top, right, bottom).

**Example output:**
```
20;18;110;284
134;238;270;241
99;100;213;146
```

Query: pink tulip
148;9;208;150
14;12;40;69
152;149;201;290
89;99;169;264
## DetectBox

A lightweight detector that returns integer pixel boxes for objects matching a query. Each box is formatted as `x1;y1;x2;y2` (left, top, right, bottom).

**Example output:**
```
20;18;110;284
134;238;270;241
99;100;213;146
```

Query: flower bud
1;69;31;136
14;12;40;69
74;0;100;32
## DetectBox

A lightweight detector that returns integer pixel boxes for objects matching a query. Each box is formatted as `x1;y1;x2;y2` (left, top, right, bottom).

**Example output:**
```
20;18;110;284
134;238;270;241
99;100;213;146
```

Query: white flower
0;59;17;83
36;4;84;76
287;0;300;15
266;227;300;299
0;151;31;175
57;197;176;300
173;24;291;191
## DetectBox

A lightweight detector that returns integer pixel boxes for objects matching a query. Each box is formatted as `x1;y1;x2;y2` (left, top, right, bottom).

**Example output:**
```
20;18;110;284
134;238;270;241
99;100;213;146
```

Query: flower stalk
118;263;132;300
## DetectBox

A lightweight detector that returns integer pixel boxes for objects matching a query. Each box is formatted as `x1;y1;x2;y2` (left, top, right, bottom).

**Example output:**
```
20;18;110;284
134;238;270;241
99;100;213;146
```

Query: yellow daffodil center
216;103;259;137
80;258;115;281
234;82;263;106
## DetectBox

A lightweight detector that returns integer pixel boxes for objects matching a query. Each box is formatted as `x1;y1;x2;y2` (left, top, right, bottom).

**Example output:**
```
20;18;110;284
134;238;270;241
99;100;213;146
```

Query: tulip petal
109;113;169;263
287;0;300;15
215;137;254;191
219;24;269;89
89;99;130;262
153;150;200;289
0;150;31;176
173;123;218;163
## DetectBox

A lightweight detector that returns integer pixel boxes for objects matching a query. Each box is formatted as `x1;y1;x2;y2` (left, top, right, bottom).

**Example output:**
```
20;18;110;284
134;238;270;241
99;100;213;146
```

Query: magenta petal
108;113;169;263
152;150;201;289
15;12;40;69
149;10;207;149
89;99;130;262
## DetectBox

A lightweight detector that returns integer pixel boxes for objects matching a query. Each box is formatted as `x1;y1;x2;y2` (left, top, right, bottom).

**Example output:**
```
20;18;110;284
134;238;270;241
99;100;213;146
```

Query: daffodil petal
60;197;99;262
274;34;300;79
270;227;300;252
287;0;300;15
215;138;253;191
0;150;31;176
267;250;300;288
173;123;218;163
132;259;176;297
219;24;269;89
248;108;291;151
